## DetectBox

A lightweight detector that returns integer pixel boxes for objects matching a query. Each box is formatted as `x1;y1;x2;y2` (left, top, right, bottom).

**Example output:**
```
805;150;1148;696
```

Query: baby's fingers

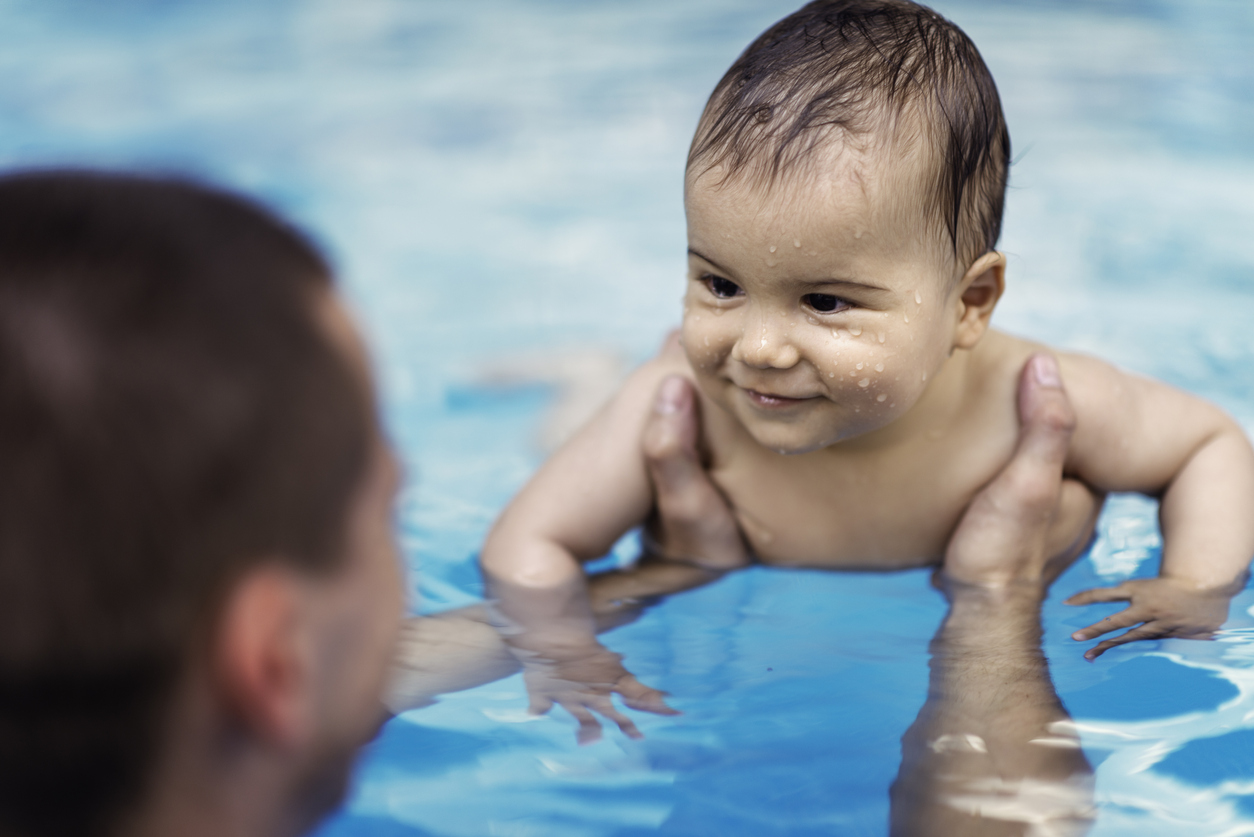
615;675;681;716
556;700;604;746
1084;624;1163;661
1065;584;1132;606
585;694;644;740
1071;605;1145;642
528;693;554;716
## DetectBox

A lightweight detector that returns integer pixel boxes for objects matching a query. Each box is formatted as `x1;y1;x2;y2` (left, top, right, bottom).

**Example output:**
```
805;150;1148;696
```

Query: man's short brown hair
688;0;1010;267
0;171;372;837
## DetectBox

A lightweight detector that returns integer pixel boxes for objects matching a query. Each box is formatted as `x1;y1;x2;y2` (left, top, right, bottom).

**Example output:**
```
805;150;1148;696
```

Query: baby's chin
740;415;872;456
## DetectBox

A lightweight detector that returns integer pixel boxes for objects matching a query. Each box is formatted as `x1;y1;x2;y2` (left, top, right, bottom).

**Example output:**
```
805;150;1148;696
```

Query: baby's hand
1065;577;1239;660
518;640;678;745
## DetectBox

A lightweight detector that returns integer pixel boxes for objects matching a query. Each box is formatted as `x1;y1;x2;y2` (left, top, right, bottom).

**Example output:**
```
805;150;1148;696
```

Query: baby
481;0;1254;734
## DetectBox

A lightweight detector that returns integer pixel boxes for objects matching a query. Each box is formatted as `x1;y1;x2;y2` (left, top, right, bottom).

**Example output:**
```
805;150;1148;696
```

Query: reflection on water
3;0;1252;834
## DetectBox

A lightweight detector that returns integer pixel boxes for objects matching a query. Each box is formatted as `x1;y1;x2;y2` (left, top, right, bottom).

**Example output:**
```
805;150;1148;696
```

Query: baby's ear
952;251;1006;350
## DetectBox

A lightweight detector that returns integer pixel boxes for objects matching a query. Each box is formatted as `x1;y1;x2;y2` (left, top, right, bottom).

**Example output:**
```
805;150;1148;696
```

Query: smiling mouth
743;388;816;409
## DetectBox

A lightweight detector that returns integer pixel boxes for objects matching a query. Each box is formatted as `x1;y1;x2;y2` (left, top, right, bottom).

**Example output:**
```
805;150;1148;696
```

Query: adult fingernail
654;376;685;414
1031;354;1061;388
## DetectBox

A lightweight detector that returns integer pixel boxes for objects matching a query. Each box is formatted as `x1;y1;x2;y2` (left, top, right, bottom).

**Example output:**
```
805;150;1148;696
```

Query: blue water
3;1;1253;833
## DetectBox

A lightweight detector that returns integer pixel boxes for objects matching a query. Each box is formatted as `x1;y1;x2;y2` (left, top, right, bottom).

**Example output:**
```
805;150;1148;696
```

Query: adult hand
943;354;1101;591
640;372;749;571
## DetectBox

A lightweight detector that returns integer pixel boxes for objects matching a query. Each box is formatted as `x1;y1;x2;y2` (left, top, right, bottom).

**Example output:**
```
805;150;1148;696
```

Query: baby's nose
732;312;801;370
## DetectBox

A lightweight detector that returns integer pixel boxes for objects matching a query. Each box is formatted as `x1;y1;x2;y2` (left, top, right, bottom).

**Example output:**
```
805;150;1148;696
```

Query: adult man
0;172;402;837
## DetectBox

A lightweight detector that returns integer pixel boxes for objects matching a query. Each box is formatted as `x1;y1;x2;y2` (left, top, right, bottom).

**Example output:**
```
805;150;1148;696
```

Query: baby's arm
481;343;745;741
1058;353;1254;657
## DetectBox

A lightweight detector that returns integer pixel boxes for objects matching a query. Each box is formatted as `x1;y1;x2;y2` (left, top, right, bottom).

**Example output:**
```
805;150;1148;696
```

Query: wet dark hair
688;0;1010;267
0;171;372;837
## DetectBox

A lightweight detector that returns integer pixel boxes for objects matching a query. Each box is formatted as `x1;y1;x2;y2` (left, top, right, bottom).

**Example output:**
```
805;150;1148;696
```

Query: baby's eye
704;275;742;299
803;293;850;313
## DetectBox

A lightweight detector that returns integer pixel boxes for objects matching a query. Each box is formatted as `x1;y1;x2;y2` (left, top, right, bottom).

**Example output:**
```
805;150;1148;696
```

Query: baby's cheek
680;311;731;372
803;330;923;415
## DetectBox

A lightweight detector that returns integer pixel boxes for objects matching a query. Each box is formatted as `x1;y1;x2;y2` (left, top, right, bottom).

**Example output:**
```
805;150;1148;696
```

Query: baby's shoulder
972;330;1124;398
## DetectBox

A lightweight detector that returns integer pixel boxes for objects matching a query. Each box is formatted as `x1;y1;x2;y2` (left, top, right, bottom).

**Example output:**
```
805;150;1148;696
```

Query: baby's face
682;148;965;454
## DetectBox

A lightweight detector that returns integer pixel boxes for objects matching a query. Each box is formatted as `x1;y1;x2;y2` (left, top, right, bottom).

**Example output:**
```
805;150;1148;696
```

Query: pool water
3;1;1253;834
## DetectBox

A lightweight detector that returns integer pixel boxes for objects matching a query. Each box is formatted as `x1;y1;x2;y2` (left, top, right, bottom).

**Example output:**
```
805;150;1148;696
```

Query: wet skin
478;139;1254;737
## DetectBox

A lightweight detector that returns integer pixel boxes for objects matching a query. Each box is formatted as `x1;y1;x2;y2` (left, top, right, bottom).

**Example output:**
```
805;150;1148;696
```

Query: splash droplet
830;328;842;339
875;362;884;372
856;362;864;370
915;289;922;305
768;245;777;253
858;378;870;387
876;393;887;402
850;326;863;336
904;313;910;323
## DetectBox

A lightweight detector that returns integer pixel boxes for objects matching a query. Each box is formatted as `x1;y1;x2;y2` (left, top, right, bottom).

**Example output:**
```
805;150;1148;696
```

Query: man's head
0;171;403;837
682;0;1010;453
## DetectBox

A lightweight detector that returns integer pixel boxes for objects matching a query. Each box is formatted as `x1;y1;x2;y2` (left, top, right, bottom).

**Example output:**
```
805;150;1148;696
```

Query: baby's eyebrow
687;248;733;277
797;277;891;293
688;248;891;295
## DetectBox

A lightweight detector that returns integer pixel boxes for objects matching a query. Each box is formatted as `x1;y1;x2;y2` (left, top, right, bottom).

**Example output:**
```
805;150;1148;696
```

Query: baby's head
681;0;1009;454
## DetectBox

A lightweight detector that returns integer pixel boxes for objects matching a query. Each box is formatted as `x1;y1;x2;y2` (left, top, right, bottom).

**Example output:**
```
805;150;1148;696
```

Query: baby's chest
709;439;1014;569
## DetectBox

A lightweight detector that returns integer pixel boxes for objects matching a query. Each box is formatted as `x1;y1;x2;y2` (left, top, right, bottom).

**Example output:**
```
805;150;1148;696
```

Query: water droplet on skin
877;332;885;344
769;245;777;253
828;372;835;378
903;313;909;323
858;378;870;387
854;230;864;239
876;393;887;402
793;239;801;248
766;258;778;267
915;289;923;305
875;363;884;372
830;329;842;339
856;362;864;370
703;337;710;346
850;326;863;336
807;316;818;325
922;372;928;382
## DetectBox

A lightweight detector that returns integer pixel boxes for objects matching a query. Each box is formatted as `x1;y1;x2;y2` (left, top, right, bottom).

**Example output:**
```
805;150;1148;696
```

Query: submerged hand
1066;576;1240;660
519;640;678;745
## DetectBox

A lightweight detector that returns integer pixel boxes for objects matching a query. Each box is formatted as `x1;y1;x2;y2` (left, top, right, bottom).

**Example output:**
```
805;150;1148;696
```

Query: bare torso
669;330;1044;568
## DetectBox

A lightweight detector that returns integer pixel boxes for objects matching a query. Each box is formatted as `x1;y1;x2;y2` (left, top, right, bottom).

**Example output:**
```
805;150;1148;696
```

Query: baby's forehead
687;126;945;246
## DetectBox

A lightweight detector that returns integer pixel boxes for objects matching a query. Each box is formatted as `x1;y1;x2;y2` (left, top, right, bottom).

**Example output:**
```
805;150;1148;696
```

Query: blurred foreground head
0;171;403;837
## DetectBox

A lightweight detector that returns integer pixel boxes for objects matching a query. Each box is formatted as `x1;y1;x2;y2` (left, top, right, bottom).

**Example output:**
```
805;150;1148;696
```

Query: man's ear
213;565;312;749
952;251;1006;350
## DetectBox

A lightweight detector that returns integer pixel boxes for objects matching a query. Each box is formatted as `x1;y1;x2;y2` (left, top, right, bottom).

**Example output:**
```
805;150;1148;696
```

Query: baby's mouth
742;388;816;409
